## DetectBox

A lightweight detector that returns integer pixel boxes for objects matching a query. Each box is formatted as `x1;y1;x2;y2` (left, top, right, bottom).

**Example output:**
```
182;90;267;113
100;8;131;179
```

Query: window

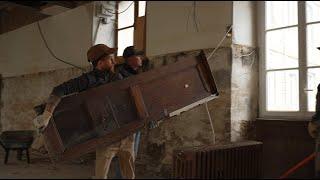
115;1;146;57
259;1;320;117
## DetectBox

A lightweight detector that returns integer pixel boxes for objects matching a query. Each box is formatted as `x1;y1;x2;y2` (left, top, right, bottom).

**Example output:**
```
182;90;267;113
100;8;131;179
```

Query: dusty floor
0;148;95;179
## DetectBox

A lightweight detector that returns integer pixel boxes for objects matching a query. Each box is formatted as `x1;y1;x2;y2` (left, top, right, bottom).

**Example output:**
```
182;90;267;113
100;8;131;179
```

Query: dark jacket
115;57;151;78
312;84;320;121
116;64;139;78
52;68;123;97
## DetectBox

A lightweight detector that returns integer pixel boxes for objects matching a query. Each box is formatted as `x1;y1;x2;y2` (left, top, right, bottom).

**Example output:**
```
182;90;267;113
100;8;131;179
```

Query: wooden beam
42;1;77;9
10;1;47;10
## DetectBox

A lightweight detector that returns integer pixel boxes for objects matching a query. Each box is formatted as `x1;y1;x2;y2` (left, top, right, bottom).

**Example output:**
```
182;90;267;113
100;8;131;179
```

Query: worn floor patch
0;148;94;179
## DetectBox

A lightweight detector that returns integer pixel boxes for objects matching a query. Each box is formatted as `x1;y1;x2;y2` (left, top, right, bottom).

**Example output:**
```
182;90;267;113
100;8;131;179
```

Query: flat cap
87;44;117;62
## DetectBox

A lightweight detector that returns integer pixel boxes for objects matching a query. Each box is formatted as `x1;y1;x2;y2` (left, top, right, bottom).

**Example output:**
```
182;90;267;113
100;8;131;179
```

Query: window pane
117;28;134;55
266;27;299;70
139;1;146;17
118;1;134;29
308;68;320;111
307;24;320;66
267;70;299;111
306;1;320;23
266;1;298;30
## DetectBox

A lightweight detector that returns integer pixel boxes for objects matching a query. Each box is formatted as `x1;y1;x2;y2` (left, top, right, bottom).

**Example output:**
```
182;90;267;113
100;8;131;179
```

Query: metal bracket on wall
169;95;219;117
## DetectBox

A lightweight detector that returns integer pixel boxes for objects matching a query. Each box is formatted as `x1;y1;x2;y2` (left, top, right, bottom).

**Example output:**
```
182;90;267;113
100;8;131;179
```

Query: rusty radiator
172;141;263;179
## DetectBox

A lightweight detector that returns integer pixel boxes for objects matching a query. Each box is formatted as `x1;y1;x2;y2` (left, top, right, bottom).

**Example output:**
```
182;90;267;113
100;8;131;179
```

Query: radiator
172;141;263;179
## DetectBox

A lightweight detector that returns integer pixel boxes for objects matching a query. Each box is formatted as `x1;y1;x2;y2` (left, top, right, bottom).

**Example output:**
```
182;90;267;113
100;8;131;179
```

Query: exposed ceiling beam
1;1;79;11
43;1;77;9
10;1;47;10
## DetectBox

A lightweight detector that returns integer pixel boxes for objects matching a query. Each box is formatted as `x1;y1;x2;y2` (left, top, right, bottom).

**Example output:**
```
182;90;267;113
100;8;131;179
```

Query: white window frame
257;1;320;119
115;1;147;57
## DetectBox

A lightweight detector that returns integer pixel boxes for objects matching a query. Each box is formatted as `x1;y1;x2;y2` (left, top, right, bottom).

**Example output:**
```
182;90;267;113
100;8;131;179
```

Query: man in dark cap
110;46;158;179
117;46;151;78
120;45;158;146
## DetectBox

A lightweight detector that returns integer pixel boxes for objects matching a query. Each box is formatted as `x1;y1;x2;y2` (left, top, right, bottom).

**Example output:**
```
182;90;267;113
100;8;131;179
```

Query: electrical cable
93;18;102;45
193;1;199;32
103;1;134;15
236;50;257;80
236;49;256;58
186;1;201;33
207;25;233;60
195;1;201;32
186;6;192;32
205;102;215;144
36;21;86;71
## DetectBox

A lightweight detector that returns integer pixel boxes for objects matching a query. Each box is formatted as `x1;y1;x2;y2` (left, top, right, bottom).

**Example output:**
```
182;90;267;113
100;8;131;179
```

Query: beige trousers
94;135;135;179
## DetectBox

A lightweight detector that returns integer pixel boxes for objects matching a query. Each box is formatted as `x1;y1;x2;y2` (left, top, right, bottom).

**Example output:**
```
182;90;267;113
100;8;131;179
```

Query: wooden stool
0;130;35;164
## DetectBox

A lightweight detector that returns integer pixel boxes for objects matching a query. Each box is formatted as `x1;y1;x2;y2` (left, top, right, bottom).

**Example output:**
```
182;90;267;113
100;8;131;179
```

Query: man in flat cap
33;44;137;179
33;44;121;131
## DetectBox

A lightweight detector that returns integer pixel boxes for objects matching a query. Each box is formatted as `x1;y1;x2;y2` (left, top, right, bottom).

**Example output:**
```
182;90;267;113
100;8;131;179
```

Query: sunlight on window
267;70;299;111
306;1;320;23
307;24;320;66
117;27;134;55
264;1;320;114
266;1;297;30
118;1;134;29
266;27;299;70
139;1;146;17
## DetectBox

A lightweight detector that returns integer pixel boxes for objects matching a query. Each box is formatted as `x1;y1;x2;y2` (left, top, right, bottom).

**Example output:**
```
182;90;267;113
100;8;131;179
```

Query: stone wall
0;66;90;131
135;47;232;178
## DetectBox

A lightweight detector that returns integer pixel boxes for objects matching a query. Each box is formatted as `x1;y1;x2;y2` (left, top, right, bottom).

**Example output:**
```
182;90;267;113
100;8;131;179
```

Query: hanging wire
93;18;102;45
193;1;199;32
207;25;233;60
186;5;192;32
37;21;86;71
102;1;134;15
205;102;216;144
194;1;201;32
236;49;256;58
186;1;201;33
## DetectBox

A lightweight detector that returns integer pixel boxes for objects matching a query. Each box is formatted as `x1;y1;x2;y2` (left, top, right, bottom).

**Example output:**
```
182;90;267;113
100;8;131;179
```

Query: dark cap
123;46;144;59
87;44;117;62
317;47;320;50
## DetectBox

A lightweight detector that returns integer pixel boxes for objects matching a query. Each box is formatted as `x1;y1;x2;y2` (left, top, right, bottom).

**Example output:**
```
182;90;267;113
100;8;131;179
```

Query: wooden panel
43;51;219;162
130;85;149;120
255;119;315;178
134;16;145;51
43;120;64;160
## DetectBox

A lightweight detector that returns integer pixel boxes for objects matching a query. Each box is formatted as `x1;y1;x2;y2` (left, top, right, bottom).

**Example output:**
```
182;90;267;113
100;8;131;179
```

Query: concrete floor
0;148;94;179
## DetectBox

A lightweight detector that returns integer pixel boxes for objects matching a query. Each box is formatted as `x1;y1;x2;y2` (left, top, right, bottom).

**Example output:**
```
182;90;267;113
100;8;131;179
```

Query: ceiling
0;1;89;11
0;1;91;34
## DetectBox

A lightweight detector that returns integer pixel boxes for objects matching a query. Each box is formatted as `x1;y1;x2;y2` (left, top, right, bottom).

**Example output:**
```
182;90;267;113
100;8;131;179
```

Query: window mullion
298;1;308;113
259;1;267;117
